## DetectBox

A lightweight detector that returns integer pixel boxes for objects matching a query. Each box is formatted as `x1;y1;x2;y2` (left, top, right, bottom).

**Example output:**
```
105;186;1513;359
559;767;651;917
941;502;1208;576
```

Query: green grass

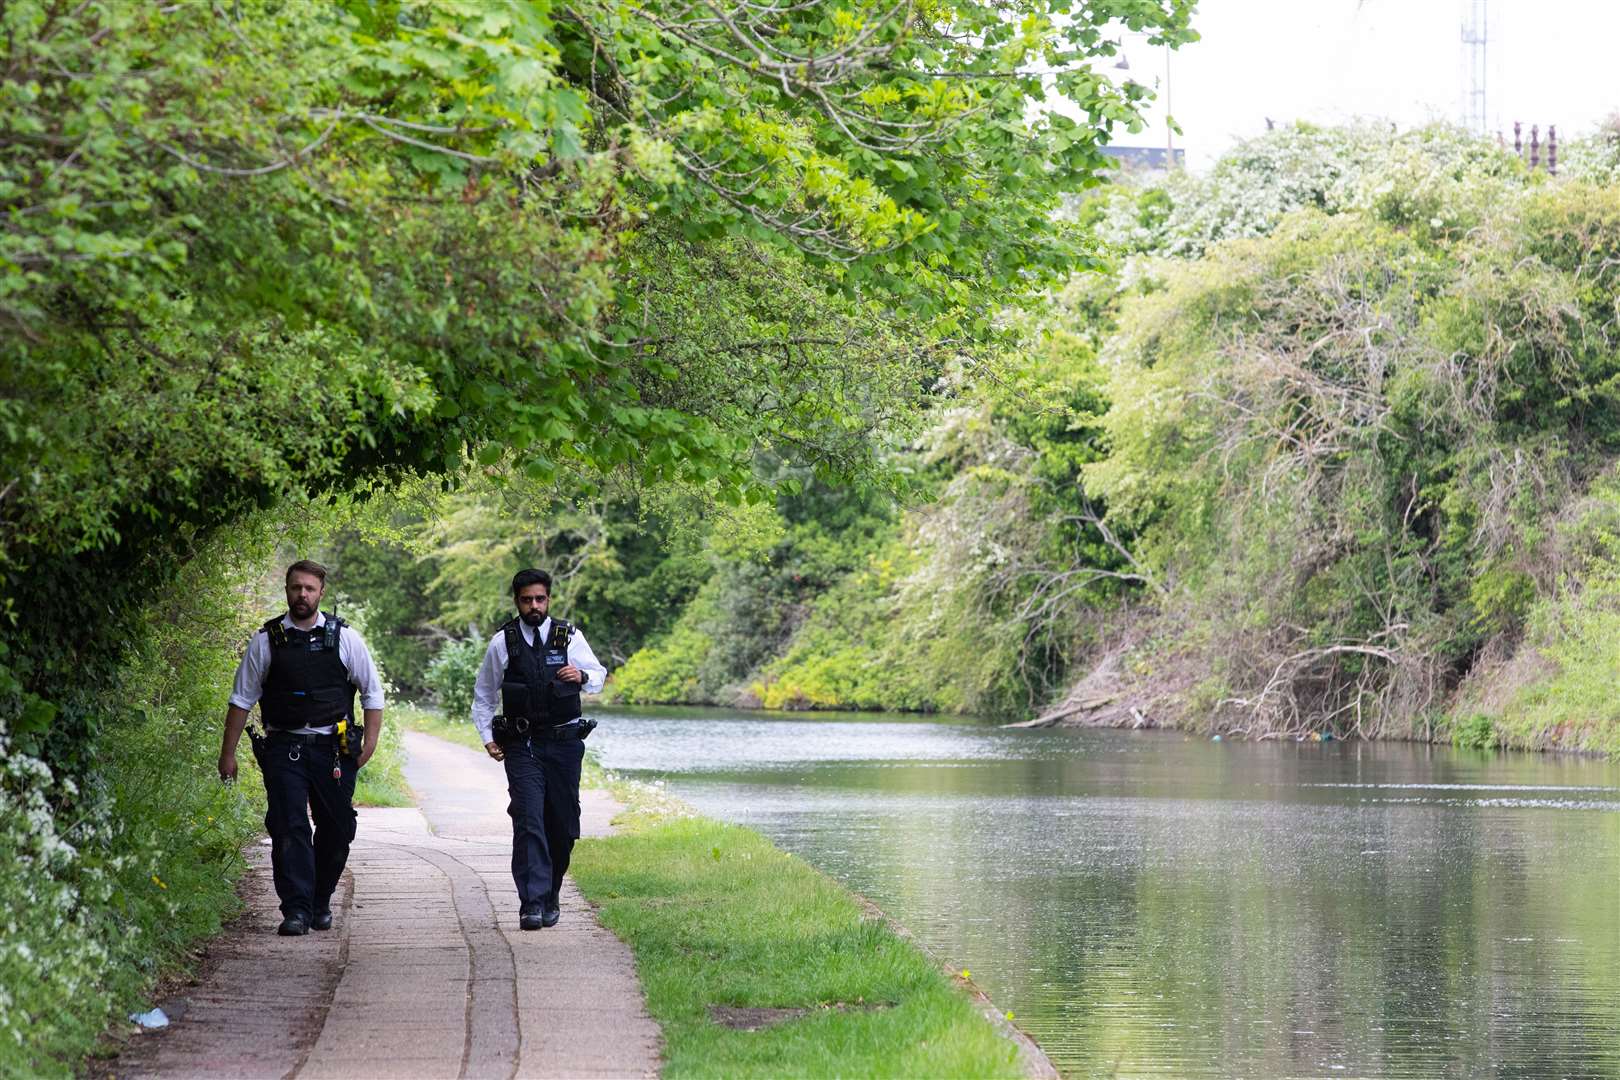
570;816;1025;1079
353;717;412;807
1452;565;1620;755
395;702;486;752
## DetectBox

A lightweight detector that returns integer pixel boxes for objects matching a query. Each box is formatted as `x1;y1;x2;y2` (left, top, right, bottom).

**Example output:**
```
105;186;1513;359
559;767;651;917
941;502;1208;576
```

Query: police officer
217;560;385;936
471;568;606;930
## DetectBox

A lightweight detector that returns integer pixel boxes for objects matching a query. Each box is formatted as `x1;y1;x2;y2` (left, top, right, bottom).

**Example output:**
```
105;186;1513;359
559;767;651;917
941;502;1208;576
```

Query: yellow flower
151;874;167;890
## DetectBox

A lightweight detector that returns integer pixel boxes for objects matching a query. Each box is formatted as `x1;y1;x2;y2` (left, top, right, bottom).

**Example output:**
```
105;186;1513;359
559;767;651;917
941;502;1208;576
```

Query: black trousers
255;736;357;921
502;735;584;910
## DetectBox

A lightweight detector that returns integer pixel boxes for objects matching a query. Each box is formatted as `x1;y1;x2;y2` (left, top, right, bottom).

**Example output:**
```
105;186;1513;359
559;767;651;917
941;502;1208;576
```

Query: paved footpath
109;731;661;1079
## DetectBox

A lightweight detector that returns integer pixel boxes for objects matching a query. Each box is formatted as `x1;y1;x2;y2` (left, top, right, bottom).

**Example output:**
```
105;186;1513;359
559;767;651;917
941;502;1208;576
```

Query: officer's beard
289;599;316;620
520;610;546;627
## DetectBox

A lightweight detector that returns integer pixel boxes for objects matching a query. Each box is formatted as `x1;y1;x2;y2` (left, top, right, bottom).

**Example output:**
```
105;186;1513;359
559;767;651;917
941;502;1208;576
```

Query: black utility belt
263;723;363;748
493;716;596;743
264;729;339;746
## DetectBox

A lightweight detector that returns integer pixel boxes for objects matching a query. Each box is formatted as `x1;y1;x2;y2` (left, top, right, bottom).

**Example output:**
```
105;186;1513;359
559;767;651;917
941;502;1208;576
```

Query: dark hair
286;559;328;584
511;568;552;597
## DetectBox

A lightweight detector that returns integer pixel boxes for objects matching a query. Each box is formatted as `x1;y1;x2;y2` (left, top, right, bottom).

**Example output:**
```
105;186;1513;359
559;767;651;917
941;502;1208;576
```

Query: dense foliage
609;122;1620;755
1055;125;1620;749
3;0;1196;742
0;525;276;1072
612;323;1127;716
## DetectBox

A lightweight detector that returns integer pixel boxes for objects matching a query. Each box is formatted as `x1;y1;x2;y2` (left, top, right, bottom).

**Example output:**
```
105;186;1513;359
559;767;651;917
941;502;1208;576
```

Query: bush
1;530;271;1076
353;719;412;808
1085;122;1525;261
609;492;903;707
1559;115;1620;186
1461;470;1620;754
608;582;720;705
423;637;487;726
1450;712;1498;750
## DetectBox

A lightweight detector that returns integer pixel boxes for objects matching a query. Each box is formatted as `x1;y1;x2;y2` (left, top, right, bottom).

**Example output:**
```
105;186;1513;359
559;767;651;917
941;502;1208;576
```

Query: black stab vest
259;614;356;730
500;617;582;726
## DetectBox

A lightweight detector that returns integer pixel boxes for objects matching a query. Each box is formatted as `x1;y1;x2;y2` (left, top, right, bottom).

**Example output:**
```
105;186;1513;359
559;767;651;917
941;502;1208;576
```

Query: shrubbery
1450;713;1499;751
1063;132;1620;745
609;599;719;706
423;638;488;728
1081;122;1526;260
0;531;272;1075
608;122;1620;755
1454;467;1620;754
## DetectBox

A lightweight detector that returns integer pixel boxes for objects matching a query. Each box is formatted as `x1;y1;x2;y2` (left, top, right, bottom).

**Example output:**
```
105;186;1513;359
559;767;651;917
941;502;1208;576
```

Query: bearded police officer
471;568;606;931
218;560;384;937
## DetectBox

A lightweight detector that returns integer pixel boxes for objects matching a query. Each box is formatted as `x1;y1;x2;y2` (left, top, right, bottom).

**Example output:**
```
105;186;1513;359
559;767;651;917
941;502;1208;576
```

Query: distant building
1098;145;1186;174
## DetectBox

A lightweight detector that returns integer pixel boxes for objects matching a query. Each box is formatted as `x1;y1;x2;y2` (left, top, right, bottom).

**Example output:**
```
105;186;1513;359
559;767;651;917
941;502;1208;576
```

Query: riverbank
592;138;1620;761
572;817;1029;1079
397;706;1044;1077
605;657;1620;756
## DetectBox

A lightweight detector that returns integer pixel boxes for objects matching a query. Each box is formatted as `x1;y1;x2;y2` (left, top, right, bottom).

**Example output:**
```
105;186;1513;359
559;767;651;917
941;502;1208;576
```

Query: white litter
130;1007;169;1029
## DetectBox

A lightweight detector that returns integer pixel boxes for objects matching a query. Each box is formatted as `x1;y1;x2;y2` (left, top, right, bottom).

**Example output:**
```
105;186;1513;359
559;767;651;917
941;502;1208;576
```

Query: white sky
1108;0;1620;168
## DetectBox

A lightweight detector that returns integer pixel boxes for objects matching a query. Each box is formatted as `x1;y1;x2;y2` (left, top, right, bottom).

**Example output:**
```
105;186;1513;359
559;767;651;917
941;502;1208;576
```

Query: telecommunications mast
1461;0;1489;133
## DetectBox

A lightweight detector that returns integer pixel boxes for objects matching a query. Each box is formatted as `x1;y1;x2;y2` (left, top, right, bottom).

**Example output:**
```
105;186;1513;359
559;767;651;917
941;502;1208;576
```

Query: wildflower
151;874;167;890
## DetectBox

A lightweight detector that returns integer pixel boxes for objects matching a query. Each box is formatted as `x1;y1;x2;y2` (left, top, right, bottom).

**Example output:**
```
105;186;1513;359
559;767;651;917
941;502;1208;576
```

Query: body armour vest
500;617;582;726
259;614;356;730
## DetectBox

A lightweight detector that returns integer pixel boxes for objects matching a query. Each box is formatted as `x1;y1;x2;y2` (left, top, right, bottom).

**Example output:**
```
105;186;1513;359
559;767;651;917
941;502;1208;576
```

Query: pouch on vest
501;680;534;720
550;663;581;700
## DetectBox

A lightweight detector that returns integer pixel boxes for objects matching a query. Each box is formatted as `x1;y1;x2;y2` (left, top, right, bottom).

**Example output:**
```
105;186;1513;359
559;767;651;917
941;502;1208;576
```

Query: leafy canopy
3;0;1196;563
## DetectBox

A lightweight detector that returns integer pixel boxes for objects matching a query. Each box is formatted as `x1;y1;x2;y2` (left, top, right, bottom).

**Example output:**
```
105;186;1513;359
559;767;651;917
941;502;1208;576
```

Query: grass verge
395;702;484;751
353;717;411;807
569;801;1026;1077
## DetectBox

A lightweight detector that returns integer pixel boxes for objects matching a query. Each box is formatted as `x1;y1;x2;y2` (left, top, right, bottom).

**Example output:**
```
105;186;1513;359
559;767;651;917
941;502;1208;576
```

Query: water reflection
592;707;1620;1078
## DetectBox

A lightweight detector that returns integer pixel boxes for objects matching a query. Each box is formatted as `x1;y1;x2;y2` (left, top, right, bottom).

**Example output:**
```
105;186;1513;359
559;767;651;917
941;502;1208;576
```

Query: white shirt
471;616;606;744
229;612;386;734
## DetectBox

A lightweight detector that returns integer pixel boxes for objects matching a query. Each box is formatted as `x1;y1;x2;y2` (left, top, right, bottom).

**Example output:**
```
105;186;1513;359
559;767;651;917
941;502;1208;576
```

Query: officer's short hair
512;568;552;597
286;559;328;584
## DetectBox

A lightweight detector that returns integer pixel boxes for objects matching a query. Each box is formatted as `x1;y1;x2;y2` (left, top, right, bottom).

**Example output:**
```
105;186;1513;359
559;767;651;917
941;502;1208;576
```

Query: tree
1;0;1196;756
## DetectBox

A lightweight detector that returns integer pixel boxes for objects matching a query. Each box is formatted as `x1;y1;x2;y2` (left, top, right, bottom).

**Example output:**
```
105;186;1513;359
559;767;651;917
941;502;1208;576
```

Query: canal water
590;706;1620;1079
